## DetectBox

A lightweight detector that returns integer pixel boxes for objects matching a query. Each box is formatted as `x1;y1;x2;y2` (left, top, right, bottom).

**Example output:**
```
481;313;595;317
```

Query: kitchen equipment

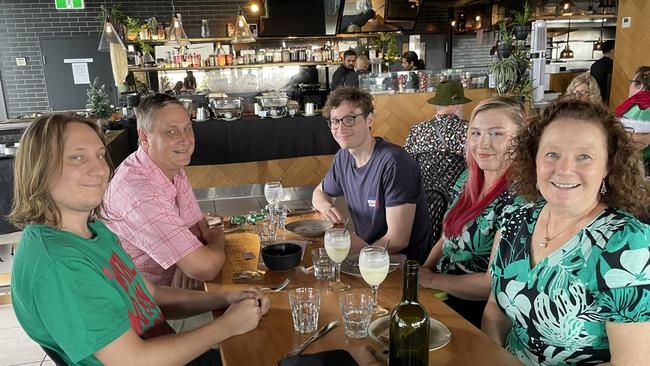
209;96;243;121
196;107;208;121
179;98;193;119
256;92;289;119
304;102;316;116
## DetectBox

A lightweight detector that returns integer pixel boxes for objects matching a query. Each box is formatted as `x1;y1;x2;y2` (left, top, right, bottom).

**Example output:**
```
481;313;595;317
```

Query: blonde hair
563;73;602;104
356;55;369;72
8;114;113;229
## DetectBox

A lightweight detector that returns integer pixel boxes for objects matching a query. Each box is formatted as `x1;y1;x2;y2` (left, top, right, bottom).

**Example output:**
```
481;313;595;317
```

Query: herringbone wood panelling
186;155;335;188
610;0;650;109
373;88;494;146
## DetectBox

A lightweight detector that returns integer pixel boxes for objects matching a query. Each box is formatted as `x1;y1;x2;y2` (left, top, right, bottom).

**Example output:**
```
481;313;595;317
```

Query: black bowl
261;243;302;272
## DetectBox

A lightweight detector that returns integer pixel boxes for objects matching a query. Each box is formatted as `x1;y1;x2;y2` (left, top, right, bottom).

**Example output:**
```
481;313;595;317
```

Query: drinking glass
264;181;283;206
324;228;351;291
359;246;390;315
311;248;336;281
288;288;320;333
339;292;373;338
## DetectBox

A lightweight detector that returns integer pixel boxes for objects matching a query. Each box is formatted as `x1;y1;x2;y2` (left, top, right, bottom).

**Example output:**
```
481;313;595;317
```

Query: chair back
41;346;68;366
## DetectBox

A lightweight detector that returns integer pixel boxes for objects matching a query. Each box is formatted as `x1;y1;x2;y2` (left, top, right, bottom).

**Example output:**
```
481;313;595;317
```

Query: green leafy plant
125;17;143;34
497;21;513;45
489;56;518;95
374;33;400;63
138;40;154;55
512;1;532;26
86;78;112;118
97;4;127;24
145;17;158;32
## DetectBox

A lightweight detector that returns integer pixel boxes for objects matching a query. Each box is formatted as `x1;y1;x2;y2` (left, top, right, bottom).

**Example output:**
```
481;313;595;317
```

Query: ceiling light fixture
560;0;575;15
165;1;190;46
560;18;574;59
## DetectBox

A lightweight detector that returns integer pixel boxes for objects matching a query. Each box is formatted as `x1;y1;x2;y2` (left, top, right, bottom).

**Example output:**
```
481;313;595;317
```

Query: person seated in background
590;39;615;103
401;51;425;71
562;72;602;104
331;49;358;89
313;87;433;263
616;65;650;176
483;99;650;365
9;113;270;366
404;80;471;243
418;97;526;328
103;94;225;332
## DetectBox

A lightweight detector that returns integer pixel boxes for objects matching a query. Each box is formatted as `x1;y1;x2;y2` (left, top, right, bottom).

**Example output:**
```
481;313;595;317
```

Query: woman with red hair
419;97;526;327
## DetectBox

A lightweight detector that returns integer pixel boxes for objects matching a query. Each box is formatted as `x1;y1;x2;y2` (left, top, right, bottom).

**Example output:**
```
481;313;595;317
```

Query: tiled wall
0;0;243;118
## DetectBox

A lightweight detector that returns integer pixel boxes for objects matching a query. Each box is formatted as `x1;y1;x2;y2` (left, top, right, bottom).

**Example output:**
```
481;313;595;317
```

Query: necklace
539;205;598;248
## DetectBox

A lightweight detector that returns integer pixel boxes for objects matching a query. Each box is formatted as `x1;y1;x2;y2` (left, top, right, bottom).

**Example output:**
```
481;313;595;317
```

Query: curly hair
508;99;650;221
8;113;114;229
633;65;650;90
563;73;602;105
322;86;375;119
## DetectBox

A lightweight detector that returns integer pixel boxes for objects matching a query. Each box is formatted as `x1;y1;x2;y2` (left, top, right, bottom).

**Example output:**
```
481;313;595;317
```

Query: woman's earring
600;180;607;196
535;182;539;190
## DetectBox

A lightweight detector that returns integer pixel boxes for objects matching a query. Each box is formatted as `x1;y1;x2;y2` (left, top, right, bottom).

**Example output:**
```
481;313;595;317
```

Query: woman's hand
418;267;438;289
227;289;271;315
222;298;263;336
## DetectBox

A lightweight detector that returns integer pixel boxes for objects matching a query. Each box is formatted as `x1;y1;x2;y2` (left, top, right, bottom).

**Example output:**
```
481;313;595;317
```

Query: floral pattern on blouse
492;203;650;365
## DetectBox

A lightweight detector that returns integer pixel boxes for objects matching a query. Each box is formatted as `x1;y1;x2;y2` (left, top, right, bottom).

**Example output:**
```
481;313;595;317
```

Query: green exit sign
55;0;84;10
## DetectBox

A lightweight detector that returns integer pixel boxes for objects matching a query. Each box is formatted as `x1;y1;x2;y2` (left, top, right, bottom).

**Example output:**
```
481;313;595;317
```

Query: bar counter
191;114;339;165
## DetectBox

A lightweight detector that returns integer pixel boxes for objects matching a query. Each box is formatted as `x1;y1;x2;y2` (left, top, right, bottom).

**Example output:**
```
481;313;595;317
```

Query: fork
258;278;291;292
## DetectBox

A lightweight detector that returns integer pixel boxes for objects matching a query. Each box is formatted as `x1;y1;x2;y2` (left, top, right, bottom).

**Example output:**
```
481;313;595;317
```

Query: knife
284;320;339;358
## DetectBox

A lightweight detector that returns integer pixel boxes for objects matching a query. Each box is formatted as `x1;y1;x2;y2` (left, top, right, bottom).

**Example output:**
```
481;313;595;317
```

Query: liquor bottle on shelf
389;260;430;366
216;42;226;67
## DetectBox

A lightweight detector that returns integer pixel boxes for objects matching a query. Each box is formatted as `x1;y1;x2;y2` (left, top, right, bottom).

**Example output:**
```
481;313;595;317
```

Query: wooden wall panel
186;155;334;189
610;0;650;109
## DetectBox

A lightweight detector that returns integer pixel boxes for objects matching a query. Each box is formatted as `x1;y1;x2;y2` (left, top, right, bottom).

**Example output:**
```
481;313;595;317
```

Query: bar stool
0;231;21;304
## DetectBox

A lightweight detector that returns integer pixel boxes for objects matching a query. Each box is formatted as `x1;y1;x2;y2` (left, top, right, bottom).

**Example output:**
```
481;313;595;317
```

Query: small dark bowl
261;243;302;272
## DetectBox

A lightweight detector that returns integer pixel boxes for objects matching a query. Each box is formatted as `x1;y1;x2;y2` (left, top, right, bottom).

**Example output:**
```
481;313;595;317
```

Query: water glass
311;248;336;281
339;292;373;339
274;204;288;229
256;219;277;247
288;288;320;333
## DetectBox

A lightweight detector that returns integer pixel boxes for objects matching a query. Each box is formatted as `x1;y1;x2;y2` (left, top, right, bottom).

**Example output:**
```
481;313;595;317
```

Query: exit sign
55;0;84;9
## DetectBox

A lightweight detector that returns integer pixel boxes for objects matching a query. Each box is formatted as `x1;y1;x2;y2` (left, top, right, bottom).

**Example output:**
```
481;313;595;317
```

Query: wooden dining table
205;213;522;366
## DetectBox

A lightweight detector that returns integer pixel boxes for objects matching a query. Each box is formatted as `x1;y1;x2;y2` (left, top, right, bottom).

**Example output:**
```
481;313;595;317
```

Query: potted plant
146;17;159;40
125;17;142;41
496;22;513;58
86;78;113;126
512;1;532;40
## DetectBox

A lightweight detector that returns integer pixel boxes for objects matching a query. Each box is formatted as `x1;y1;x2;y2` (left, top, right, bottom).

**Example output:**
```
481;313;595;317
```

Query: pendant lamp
559;0;575;15
98;19;126;52
165;13;190;46
232;11;255;44
593;19;605;51
560;19;574;59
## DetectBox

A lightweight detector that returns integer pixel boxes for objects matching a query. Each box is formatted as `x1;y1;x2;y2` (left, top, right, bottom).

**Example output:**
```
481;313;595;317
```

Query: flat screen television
338;0;420;33
258;0;341;37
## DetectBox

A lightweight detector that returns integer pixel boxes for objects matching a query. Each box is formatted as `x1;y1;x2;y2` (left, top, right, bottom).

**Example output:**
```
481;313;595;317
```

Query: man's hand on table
315;204;346;224
225;288;271;315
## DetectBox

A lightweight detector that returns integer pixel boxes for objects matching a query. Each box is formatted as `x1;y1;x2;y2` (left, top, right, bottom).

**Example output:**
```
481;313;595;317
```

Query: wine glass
359;246;390;315
264;181;283;207
324;228;351;291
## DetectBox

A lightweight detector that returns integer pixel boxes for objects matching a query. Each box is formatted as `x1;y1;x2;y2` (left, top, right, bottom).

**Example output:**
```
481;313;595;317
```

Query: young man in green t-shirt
9;114;270;365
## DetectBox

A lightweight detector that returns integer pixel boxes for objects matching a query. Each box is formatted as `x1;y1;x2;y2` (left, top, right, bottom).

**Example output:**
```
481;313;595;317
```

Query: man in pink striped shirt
103;94;225;288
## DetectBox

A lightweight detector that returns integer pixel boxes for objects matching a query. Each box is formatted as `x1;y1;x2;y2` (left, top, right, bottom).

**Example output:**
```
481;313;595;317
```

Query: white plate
303;112;319;117
368;316;452;351
284;219;333;237
340;253;405;278
220;117;238;122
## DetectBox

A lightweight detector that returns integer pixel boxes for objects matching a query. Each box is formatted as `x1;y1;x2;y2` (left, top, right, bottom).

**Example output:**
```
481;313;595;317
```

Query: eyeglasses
328;113;364;129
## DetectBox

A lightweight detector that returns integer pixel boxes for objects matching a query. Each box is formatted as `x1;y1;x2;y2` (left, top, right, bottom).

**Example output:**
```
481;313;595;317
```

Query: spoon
383;238;391;251
343;217;351;234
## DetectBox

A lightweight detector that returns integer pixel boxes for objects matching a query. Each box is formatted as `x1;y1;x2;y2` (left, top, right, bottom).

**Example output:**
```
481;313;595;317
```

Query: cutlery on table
284;320;339;358
258;278;290;292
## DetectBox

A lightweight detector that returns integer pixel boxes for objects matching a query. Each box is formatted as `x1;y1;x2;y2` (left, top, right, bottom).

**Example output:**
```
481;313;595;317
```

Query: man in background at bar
590;39;615;103
331;49;358;89
313;87;433;263
103;94;225;331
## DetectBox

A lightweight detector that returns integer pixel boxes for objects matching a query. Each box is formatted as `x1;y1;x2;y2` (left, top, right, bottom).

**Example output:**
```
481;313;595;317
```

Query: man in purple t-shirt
312;87;433;263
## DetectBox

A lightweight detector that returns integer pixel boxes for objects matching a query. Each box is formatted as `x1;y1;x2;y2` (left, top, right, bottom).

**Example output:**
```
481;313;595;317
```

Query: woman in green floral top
483;99;650;365
419;97;526;327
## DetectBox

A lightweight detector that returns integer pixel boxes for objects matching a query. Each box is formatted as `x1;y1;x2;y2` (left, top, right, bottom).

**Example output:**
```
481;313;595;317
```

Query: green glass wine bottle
389;260;430;366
